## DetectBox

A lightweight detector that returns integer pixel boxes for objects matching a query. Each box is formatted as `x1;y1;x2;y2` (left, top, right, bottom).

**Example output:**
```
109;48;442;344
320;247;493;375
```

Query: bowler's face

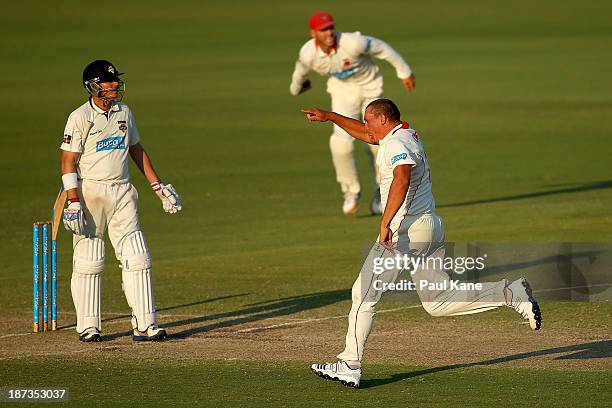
364;109;385;141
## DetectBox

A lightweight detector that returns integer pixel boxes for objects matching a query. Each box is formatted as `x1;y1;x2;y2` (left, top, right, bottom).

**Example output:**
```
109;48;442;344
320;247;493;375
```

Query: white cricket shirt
290;32;412;95
61;99;140;183
377;122;436;225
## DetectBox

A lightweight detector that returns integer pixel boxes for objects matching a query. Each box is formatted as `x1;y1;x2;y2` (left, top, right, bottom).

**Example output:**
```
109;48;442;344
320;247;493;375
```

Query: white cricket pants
327;82;382;197
337;213;507;363
71;180;156;332
75;180;141;245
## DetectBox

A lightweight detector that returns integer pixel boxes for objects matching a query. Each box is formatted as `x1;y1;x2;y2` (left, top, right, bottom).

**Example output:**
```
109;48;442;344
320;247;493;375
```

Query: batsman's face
311;25;336;48
364;109;386;141
99;81;120;100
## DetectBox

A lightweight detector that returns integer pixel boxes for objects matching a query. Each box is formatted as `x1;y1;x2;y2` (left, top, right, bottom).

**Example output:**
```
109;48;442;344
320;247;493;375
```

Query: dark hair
365;99;401;121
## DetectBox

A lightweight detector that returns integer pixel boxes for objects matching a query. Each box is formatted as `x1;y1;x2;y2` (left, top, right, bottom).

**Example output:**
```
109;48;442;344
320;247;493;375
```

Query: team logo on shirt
391;153;408;165
63;134;72;144
118;120;127;132
96;136;126;152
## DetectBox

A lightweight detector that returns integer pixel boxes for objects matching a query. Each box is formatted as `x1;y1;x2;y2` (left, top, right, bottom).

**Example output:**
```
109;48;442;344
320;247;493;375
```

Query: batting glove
151;181;182;214
63;198;87;235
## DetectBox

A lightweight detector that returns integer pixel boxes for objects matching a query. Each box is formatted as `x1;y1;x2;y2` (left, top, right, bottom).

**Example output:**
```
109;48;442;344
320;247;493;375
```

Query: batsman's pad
119;231;157;332
71;237;104;333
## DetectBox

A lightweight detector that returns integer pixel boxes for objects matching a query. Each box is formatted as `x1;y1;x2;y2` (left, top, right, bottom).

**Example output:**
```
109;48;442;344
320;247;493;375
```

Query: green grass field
1;0;611;406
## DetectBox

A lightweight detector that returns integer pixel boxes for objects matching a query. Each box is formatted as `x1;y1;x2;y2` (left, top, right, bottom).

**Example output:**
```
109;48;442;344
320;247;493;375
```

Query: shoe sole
522;279;542;330
311;368;359;389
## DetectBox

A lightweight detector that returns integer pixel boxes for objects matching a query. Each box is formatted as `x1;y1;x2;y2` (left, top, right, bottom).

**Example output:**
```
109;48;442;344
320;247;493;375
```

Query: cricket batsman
302;99;542;388
61;60;182;342
290;11;416;215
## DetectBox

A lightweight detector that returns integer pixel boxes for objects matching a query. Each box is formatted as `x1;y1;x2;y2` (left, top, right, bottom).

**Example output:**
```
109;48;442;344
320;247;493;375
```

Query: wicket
32;220;58;332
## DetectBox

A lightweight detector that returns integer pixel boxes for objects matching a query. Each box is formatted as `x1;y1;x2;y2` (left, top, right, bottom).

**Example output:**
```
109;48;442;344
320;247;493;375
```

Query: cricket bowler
302;99;542;388
61;60;182;342
290;11;416;215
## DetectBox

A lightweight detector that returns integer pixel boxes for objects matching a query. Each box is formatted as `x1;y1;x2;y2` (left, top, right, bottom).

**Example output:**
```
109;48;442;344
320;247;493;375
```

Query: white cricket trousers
328;83;382;197
71;180;158;333
76;180;141;243
337;213;507;363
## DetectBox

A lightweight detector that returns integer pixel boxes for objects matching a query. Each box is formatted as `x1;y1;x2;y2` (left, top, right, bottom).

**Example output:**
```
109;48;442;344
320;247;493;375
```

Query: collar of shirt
88;98;120;115
380;121;409;145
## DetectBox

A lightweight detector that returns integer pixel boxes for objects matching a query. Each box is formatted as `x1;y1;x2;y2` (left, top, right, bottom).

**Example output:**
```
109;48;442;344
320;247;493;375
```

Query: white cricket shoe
79;327;102;342
342;193;360;215
370;188;382;215
505;278;542;330
133;324;168;342
311;361;361;388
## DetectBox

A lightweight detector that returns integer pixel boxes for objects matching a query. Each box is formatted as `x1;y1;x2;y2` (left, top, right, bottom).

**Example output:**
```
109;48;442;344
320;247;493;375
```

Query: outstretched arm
367;36;415;91
301;108;377;145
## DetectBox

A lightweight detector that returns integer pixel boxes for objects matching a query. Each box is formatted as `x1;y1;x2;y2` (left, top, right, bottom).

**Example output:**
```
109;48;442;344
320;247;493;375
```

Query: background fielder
302;99;542;388
290;11;415;215
61;60;182;342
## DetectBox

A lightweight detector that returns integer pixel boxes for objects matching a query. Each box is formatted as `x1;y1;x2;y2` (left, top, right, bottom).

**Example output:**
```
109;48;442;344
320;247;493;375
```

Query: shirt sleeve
289;44;312;96
128;110;140;146
386;139;415;169
60;112;85;153
366;36;412;79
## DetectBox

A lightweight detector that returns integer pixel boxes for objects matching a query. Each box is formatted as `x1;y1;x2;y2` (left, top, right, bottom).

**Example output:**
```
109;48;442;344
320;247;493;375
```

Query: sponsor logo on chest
96;136;126;152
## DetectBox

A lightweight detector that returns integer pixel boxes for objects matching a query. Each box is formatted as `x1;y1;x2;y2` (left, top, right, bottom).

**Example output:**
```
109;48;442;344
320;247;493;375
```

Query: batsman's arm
60;150;80;200
301;109;376;144
129;142;161;184
380;165;411;244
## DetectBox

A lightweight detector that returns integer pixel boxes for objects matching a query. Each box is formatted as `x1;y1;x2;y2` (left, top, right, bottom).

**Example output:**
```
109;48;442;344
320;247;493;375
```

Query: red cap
309;11;335;30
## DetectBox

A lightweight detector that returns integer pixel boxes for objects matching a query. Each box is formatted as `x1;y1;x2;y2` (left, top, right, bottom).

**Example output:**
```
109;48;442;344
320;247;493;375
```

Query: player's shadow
103;289;350;341
360;339;612;389
438;180;612;208
57;293;249;331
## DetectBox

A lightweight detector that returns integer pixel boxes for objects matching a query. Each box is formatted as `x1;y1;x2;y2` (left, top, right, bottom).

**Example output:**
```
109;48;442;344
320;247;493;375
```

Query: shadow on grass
103;289;350;341
58;293;249;331
360;340;612;389
438;180;612;208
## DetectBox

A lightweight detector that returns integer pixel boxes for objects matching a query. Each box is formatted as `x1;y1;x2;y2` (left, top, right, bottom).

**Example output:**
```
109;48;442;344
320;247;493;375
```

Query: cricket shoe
342;193;360;215
311;361;361;388
370;188;382;215
133;325;168;342
79;327;102;342
505;278;542;330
